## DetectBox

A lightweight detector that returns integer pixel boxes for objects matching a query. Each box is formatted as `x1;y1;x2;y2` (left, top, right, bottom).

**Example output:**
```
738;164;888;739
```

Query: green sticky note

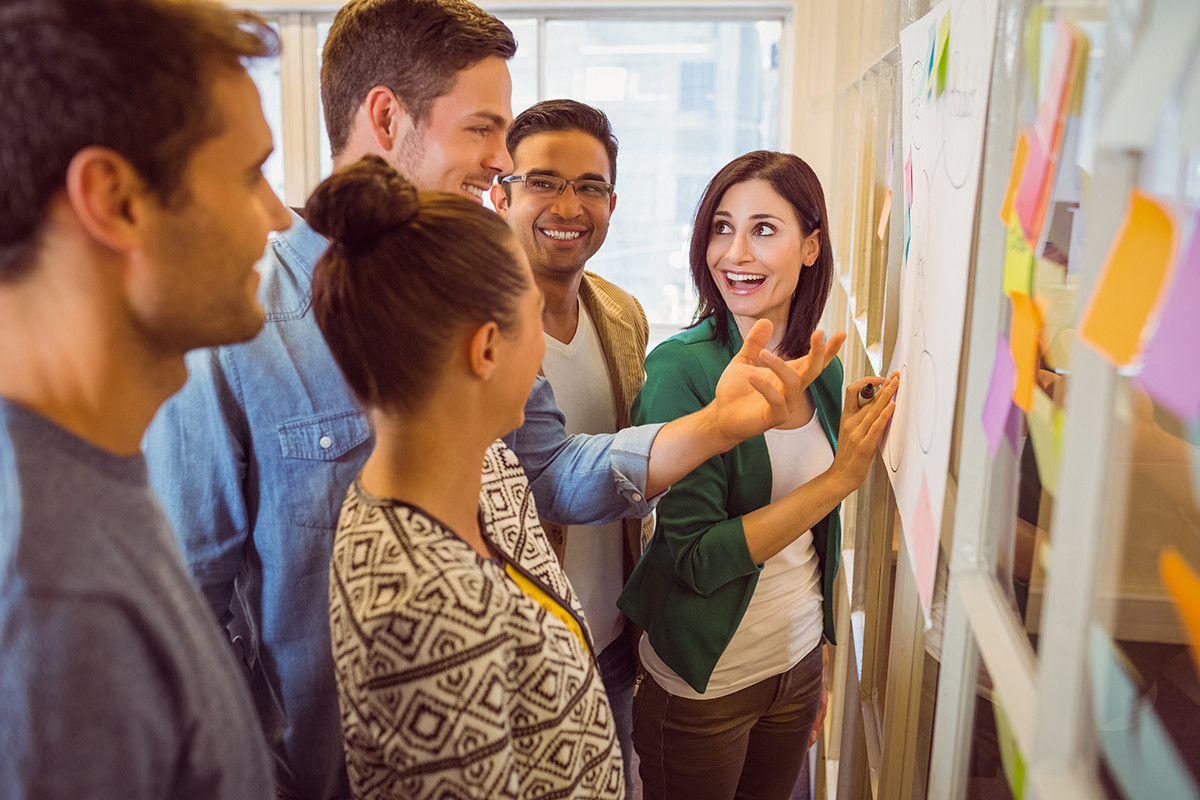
936;10;951;97
1003;219;1035;295
991;690;1026;799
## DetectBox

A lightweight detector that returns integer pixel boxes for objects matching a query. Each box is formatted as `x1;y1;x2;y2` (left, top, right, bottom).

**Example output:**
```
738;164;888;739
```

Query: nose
550;182;585;218
263;181;292;233
725;230;752;264
484;138;513;177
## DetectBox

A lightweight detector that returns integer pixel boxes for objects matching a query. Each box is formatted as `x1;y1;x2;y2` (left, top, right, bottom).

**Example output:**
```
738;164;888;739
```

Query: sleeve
632;342;761;597
0;598;183;798
144;345;250;626
503;376;662;526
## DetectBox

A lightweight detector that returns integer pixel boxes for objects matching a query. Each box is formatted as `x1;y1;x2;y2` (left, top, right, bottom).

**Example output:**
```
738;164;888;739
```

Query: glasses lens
576;181;612;201
523;176;565;195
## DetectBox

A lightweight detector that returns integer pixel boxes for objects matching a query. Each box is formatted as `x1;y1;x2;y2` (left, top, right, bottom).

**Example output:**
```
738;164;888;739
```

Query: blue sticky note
1088;625;1200;800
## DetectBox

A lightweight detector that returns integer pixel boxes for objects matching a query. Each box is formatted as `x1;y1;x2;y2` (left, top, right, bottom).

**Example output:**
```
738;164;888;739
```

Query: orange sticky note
1079;191;1177;366
877;189;893;240
1160;548;1200;677
1001;131;1030;226
1009;292;1040;412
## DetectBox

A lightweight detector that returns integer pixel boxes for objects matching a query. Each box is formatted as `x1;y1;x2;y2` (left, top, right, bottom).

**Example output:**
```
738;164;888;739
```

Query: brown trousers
632;642;823;800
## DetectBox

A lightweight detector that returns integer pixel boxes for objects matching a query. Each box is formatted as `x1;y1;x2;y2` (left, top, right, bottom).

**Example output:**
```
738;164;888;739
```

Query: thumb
736;318;773;362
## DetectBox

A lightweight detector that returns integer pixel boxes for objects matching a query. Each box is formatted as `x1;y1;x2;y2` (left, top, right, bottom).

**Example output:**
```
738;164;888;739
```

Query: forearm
644;404;740;498
741;468;856;564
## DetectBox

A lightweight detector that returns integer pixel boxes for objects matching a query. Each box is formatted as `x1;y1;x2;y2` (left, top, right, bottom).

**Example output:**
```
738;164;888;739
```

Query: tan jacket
538;272;653;648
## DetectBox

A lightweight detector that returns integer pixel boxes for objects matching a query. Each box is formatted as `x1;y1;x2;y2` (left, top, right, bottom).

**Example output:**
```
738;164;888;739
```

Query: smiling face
706;178;821;337
393;56;513;203
492;129;616;283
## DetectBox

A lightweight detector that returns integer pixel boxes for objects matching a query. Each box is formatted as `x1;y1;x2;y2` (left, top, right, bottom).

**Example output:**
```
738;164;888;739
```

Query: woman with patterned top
617;151;900;800
307;155;623;800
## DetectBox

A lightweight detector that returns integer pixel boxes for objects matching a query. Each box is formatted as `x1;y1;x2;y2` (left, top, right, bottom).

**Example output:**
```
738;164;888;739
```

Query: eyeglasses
500;174;614;202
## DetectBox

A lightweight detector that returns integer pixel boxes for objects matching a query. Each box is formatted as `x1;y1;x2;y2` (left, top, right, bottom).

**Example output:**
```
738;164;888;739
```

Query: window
249;8;786;334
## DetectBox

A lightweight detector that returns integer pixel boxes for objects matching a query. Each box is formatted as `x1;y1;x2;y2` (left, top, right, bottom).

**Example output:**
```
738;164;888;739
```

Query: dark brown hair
505;99;619;186
307;155;528;413
321;0;517;161
690;151;834;358
0;0;276;280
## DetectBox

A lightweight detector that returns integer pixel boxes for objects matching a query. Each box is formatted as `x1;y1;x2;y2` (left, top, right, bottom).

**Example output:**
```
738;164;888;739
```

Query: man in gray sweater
0;0;291;796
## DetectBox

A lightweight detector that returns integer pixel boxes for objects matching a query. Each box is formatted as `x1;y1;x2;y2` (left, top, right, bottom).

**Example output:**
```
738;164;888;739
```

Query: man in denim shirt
145;1;827;798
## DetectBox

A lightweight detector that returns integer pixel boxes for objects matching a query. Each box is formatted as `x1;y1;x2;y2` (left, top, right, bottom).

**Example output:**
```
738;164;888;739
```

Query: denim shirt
144;211;660;800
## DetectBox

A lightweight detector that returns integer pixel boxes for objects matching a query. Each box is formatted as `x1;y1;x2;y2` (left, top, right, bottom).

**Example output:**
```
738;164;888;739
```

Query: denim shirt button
318;434;333;450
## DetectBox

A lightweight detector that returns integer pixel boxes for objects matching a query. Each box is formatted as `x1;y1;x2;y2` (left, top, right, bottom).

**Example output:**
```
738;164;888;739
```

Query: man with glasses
492;99;646;797
145;2;826;797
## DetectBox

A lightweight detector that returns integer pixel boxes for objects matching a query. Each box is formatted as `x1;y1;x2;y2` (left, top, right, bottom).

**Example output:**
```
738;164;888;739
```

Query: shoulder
645;318;728;375
581;271;648;338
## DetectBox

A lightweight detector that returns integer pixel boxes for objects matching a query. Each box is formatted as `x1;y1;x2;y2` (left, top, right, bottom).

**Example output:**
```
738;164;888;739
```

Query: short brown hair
307;155;529;413
321;0;517;161
0;0;277;280
506;99;619;186
690;151;834;359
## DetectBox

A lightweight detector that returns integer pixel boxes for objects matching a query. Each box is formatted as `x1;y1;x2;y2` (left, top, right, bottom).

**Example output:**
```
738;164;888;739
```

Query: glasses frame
499;173;615;202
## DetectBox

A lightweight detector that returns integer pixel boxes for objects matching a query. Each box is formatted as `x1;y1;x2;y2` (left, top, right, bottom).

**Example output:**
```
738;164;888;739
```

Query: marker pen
857;382;877;408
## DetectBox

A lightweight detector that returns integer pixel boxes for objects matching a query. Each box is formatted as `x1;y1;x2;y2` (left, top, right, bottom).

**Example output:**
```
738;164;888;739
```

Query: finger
760;348;804;400
747;369;787;417
733;318;774;365
822;331;846;366
862;394;898;445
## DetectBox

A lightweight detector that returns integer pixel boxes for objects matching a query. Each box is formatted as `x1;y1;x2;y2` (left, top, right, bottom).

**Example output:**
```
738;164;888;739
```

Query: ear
63;146;148;253
363;85;409;155
609;191;618;216
468;320;501;380
803;228;821;267
490;183;510;218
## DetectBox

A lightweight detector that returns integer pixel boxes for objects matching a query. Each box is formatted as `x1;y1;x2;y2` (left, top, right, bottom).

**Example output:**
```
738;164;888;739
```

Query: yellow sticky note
1024;5;1050;105
1028;389;1061;494
1079;191;1177;366
1161;548;1200;678
877;188;892;240
1001;132;1030;226
935;10;951;97
991;690;1026;799
1004;219;1035;295
1009;292;1041;412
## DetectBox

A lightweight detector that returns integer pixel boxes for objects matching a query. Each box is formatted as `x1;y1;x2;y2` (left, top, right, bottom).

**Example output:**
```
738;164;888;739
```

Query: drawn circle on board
909;60;927;152
885;363;909;472
917;349;938;453
942;0;987;189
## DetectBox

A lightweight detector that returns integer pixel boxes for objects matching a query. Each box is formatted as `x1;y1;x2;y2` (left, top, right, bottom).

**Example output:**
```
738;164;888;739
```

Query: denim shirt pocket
277;410;371;530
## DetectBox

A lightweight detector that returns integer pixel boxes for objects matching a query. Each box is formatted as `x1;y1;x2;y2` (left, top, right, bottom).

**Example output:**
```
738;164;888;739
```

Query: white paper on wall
887;0;999;621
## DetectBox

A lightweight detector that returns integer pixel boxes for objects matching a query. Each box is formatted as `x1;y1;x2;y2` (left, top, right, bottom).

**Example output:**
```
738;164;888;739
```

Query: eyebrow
467;111;509;128
524;167;611;182
713;211;784;222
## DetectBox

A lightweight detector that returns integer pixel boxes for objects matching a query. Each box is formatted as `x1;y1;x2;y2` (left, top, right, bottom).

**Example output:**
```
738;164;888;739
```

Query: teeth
727;272;766;281
541;229;582;241
461;184;484;198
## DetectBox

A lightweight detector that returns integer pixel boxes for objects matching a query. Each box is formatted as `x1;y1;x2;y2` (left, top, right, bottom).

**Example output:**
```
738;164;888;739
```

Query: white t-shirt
541;300;626;653
640;408;833;698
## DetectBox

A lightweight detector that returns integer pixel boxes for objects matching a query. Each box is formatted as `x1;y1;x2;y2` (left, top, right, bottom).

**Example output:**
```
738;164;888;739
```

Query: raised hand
830;372;899;489
712;320;847;444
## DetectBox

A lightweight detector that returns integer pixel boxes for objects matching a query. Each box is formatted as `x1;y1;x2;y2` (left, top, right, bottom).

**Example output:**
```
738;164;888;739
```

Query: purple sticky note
905;148;914;211
1138;213;1200;421
982;335;1017;458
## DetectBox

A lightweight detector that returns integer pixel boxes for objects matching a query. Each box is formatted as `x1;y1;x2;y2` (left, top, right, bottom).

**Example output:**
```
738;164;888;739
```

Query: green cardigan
617;315;843;694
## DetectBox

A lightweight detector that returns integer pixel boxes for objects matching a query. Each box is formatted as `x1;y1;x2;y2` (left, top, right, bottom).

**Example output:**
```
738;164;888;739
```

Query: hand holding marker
857;381;878;408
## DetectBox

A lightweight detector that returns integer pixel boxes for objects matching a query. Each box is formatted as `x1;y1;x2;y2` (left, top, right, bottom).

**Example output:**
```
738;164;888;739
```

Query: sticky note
910;472;937;615
1079;191;1177;367
1137;212;1200;421
1027;389;1061;495
991;690;1026;799
1160;548;1200;678
1088;624;1200;800
935;10;951;97
1096;0;1200;150
1014;133;1053;243
905;148;914;211
924;21;937;97
1000;131;1030;226
1004;219;1035;296
982;335;1017;459
878;189;892;240
1009;292;1040;412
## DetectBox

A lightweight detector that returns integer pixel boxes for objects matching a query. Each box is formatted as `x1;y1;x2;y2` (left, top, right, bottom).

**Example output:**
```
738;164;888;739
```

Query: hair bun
305;154;418;249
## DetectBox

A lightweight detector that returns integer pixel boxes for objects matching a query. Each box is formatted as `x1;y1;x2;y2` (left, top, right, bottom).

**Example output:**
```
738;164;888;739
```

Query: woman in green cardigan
618;151;898;800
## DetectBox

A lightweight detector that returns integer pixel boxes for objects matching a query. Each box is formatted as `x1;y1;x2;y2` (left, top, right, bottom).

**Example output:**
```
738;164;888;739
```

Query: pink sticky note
1138;212;1200;421
982;335;1017;458
1015;133;1053;243
905;149;914;211
910;473;937;612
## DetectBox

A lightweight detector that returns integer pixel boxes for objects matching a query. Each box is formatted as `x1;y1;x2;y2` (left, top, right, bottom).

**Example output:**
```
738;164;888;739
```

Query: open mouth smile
539;228;584;242
722;270;767;291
